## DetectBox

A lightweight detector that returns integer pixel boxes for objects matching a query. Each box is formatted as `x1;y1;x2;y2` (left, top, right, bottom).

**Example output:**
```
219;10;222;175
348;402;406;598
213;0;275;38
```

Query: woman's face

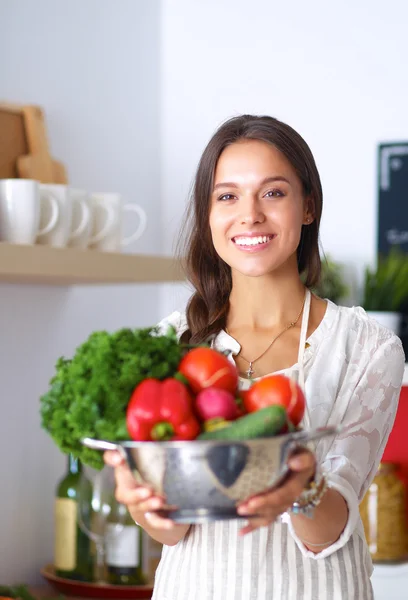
209;139;312;278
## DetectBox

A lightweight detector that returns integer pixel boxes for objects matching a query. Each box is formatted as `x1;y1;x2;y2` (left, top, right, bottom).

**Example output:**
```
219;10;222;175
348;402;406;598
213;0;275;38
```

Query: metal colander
82;423;344;523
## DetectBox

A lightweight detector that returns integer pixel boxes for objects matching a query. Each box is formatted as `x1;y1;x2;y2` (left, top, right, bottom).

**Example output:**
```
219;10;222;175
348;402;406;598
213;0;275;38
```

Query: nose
239;197;265;226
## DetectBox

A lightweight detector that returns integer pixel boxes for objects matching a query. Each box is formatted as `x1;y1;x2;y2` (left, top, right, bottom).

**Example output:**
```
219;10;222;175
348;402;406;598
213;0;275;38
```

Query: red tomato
178;347;238;394
243;374;305;426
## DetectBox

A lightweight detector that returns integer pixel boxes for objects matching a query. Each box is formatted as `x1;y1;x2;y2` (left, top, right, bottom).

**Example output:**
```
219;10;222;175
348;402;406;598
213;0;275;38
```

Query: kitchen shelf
0;242;184;284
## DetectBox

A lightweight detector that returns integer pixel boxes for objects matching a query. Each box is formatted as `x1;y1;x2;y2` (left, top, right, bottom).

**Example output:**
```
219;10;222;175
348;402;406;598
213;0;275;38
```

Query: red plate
40;565;153;599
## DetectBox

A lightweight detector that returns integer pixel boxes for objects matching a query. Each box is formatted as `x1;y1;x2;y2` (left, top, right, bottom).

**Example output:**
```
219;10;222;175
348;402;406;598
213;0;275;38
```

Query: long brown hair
177;114;323;343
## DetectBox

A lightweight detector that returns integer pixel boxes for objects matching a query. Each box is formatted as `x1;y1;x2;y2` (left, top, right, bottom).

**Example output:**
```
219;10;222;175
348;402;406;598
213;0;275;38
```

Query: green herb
303;253;349;304
0;585;34;600
0;584;64;600
362;247;408;312
313;254;349;304
40;326;182;469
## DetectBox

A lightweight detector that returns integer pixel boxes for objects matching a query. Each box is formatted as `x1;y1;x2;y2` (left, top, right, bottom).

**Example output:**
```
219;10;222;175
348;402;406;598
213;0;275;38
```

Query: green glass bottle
54;454;93;581
105;499;146;585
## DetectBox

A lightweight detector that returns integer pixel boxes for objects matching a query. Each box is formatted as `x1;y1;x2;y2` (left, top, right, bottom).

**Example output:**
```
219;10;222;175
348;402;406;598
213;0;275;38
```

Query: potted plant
312;254;349;304
362;248;408;334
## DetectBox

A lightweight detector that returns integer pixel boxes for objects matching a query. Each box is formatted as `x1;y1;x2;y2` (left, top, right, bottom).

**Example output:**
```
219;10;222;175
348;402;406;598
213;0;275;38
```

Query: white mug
88;192;147;252
37;184;90;248
0;178;59;244
68;189;92;249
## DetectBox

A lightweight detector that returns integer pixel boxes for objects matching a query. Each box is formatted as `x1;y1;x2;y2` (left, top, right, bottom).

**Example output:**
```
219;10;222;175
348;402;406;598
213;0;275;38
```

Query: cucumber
197;405;287;441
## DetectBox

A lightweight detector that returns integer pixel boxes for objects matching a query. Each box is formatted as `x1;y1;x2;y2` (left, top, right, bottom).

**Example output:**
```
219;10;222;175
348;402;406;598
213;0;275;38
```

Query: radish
195;388;240;422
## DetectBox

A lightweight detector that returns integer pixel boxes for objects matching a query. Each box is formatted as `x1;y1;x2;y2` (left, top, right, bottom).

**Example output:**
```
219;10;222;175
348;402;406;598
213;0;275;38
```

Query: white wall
0;0;161;584
159;0;408;316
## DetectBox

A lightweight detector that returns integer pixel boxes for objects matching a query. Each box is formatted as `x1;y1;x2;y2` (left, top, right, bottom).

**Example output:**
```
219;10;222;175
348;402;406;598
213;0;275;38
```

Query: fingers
288;450;316;474
116;480;156;508
103;450;173;530
104;451;153;499
237;495;282;537
238;474;303;517
239;517;274;536
104;450;153;502
145;511;179;530
237;451;316;535
239;524;255;536
104;450;125;467
238;506;283;536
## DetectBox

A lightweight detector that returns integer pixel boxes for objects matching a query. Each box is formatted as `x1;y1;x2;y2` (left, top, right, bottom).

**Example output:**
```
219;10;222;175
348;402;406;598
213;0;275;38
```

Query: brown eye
265;189;284;198
218;194;236;201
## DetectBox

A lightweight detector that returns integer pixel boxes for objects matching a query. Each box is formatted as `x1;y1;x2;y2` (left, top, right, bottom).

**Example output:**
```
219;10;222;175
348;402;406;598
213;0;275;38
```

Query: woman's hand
104;450;178;532
237;450;316;535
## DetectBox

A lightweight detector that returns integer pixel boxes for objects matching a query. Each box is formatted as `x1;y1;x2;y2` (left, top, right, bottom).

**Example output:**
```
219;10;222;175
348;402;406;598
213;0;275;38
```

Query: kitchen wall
159;0;408;316
0;0;162;584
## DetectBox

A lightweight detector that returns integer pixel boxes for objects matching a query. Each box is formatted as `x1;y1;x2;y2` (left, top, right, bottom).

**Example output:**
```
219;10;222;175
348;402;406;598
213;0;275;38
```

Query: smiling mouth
232;234;275;247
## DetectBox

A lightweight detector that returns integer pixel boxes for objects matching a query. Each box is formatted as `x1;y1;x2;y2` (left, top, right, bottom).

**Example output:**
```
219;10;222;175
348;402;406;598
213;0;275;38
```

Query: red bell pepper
126;377;201;441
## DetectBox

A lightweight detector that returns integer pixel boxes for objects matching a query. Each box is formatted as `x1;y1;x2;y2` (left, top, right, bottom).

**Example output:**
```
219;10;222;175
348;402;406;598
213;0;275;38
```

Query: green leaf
362;247;408;312
305;254;349;304
39;325;183;468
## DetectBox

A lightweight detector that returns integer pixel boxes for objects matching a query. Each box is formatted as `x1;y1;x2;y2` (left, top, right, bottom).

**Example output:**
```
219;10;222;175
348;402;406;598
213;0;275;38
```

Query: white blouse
152;300;405;600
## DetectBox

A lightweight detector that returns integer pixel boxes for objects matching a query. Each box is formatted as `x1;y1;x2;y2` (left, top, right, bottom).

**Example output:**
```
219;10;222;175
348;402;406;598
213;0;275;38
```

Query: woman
105;115;405;599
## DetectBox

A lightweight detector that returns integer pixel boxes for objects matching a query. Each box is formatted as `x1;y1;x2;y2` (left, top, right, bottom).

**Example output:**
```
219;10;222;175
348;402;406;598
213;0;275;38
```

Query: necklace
226;292;307;379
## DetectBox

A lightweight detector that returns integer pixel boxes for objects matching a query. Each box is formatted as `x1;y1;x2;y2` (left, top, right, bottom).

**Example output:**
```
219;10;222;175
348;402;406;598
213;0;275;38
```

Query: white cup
68;189;92;249
88;192;147;252
37;184;90;248
0;178;59;244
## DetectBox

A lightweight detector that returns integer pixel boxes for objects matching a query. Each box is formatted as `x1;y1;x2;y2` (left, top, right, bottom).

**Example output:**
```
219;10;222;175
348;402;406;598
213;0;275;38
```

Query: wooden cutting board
0;102;29;178
16;105;68;183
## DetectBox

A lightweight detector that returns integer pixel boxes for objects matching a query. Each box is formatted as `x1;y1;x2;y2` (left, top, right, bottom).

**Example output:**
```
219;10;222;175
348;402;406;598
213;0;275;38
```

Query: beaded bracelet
289;467;328;519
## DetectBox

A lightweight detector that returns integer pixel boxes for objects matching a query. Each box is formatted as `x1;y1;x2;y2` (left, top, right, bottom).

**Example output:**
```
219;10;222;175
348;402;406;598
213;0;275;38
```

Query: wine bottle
105;499;146;585
54;454;93;581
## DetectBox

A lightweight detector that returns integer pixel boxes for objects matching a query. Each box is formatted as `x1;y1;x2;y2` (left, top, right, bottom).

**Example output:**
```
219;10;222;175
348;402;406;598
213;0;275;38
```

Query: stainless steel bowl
82;424;343;523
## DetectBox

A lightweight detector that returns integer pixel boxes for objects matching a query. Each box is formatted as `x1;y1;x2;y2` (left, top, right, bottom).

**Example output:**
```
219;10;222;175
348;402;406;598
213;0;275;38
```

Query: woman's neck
227;270;307;331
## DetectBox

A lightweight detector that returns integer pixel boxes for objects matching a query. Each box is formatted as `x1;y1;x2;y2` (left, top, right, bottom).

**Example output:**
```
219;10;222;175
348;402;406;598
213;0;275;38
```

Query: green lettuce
40;326;182;469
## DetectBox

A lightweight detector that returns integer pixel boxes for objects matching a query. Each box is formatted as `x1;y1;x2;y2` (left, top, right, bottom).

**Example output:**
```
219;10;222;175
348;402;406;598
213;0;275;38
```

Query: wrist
289;465;328;518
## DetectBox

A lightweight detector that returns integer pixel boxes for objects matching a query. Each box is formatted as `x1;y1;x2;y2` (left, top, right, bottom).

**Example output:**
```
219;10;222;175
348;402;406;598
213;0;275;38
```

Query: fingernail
138;489;151;499
289;457;304;469
149;498;162;509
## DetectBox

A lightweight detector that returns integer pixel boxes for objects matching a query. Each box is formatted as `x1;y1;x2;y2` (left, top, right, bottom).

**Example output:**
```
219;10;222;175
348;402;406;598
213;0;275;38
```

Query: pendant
246;363;255;378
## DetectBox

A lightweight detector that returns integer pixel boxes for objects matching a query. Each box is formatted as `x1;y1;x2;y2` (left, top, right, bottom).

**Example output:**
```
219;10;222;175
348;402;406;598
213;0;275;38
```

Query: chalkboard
378;142;408;358
378;142;408;256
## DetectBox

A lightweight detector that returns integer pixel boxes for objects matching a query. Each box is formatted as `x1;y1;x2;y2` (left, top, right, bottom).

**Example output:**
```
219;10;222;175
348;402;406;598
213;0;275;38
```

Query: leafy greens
40;326;182;469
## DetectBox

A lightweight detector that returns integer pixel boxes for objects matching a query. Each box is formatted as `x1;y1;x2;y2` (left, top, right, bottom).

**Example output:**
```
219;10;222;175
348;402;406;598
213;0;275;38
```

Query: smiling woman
177;115;323;346
105;115;405;600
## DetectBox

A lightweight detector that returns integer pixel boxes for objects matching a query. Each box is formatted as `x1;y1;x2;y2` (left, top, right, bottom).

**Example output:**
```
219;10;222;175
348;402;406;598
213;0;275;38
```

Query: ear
303;196;315;225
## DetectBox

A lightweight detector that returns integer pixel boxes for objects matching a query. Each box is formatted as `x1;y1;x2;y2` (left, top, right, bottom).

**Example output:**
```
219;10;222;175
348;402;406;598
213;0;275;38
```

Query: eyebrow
212;175;291;192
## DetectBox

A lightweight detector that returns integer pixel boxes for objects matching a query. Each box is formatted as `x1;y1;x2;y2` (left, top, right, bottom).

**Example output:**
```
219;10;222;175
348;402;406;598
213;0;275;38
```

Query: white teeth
234;235;271;246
